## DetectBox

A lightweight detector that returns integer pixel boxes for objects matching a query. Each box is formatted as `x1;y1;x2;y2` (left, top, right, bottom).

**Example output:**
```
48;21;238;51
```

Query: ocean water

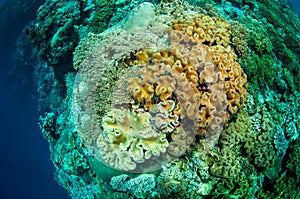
291;1;300;14
0;0;299;199
0;0;69;198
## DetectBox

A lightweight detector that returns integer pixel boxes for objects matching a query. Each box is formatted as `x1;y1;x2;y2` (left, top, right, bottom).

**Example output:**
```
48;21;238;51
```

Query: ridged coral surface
33;0;300;198
72;10;247;173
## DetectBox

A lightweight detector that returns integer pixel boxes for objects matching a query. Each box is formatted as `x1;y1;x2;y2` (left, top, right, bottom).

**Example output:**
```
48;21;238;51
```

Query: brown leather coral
72;11;247;173
128;14;247;148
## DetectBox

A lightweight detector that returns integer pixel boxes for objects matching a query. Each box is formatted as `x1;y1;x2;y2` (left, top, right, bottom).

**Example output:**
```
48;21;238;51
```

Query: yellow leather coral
72;5;248;173
127;77;155;109
97;108;169;171
170;15;247;115
128;14;247;148
173;14;231;47
151;100;180;134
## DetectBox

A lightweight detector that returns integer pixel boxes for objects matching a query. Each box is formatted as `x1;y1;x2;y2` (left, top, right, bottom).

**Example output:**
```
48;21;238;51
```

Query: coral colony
33;0;299;198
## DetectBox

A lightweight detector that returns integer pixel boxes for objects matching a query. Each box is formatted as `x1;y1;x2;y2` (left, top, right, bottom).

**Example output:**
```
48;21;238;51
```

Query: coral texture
97;108;169;171
110;174;157;198
71;2;248;173
32;0;300;198
127;14;248;147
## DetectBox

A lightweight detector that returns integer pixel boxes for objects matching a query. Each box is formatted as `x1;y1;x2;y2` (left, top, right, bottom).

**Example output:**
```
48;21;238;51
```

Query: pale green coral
97;108;169;172
239;104;276;171
110;174;158;198
157;166;185;196
211;174;263;199
209;149;242;178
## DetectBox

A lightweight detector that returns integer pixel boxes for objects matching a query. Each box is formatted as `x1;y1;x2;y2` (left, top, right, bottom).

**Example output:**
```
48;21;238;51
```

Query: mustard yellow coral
127;14;247;148
128;77;155;109
72;9;248;173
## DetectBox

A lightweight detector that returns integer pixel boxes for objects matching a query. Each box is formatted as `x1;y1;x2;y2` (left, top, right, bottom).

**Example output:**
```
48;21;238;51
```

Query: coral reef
39;89;108;198
31;0;300;198
28;0;81;83
286;139;300;183
71;1;248;174
28;0;156;84
126;15;248;147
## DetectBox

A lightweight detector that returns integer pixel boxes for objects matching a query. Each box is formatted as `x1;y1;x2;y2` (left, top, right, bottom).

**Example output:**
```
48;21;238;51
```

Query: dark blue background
0;0;69;198
290;0;300;14
0;0;298;198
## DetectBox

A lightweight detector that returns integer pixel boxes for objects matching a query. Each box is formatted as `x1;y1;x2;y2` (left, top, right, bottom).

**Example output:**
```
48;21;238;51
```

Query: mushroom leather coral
97;108;169;171
118;63;199;159
73;13;247;172
128;14;247;147
151;100;180;134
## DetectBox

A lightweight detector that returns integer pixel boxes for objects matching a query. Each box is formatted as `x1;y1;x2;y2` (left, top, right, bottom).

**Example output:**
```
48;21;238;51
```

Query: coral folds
72;8;247;173
33;0;300;198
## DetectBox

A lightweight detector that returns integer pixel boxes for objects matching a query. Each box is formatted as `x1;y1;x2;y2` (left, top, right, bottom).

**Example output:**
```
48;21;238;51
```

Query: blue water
0;0;298;198
290;0;300;14
0;0;69;198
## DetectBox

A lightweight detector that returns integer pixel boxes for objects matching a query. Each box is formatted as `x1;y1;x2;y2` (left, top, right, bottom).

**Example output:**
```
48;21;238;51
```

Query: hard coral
29;0;81;83
157;167;184;196
110;174;157;198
